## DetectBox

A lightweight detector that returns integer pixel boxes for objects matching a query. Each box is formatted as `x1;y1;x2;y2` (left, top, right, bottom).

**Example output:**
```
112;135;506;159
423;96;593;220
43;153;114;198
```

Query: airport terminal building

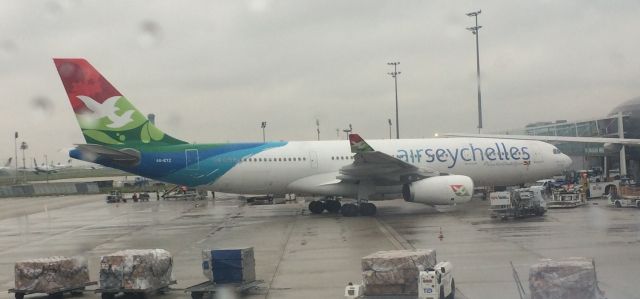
498;96;640;179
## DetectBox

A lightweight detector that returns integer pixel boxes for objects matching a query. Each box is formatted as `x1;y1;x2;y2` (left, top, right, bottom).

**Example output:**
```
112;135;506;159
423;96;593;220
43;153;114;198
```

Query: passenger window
303;157;306;161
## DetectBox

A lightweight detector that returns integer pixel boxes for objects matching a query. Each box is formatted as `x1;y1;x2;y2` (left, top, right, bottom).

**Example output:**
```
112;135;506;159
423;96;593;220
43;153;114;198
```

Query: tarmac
0;194;638;299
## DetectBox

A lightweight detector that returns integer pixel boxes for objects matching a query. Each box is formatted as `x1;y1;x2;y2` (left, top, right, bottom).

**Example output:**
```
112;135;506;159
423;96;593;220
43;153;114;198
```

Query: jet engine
402;175;474;205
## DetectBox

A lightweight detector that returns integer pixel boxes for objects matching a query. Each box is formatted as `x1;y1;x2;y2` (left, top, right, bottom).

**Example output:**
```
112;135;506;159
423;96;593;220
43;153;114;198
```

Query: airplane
53;159;74;170
54;58;574;216
31;158;73;174
0;157;13;175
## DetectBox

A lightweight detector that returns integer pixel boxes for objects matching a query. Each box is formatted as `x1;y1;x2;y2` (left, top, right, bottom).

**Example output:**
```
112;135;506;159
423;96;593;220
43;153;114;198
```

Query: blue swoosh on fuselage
70;142;287;186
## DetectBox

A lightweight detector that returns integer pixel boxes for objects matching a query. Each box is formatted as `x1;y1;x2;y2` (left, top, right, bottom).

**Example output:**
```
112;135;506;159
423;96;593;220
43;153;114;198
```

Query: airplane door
309;151;318;169
185;149;199;170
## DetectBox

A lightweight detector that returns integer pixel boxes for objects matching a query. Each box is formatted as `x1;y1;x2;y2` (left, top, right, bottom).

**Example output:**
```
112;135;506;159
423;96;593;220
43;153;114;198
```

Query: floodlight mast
466;10;483;133
387;62;401;139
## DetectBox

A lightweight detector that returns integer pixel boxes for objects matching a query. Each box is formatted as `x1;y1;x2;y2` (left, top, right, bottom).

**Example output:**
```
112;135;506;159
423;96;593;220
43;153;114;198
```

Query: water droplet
30;96;55;122
137;20;163;48
247;0;271;12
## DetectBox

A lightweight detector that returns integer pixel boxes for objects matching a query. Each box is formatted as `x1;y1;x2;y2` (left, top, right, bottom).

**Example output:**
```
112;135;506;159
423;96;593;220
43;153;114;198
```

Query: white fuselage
207;138;571;198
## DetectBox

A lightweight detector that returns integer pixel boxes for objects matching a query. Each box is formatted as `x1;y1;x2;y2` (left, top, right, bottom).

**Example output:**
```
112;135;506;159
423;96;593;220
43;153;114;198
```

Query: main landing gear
308;199;376;217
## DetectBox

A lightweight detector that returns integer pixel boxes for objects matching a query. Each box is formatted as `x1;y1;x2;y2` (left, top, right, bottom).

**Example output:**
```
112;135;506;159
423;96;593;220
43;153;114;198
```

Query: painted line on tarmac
374;218;471;299
373;217;415;250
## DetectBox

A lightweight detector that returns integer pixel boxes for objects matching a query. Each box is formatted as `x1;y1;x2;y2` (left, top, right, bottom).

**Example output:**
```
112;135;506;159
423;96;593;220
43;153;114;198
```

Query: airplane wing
339;134;439;184
441;133;640;146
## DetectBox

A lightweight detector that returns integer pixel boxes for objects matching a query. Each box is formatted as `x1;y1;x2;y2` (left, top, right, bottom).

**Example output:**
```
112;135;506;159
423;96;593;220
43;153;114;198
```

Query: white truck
345;261;455;299
588;180;619;198
489;187;547;219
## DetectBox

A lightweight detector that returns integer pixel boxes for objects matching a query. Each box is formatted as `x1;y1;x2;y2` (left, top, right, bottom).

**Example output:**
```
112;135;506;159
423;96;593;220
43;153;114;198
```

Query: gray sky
1;0;639;164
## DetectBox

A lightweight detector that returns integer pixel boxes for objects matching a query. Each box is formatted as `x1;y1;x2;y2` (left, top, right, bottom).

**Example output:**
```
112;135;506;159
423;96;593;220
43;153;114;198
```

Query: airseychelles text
397;142;530;168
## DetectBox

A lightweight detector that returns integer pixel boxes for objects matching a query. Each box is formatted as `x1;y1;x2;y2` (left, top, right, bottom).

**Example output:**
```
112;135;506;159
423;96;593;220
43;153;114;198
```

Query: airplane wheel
308;201;325;214
325;200;342;213
615;201;622;208
359;203;377;216
341;203;359;217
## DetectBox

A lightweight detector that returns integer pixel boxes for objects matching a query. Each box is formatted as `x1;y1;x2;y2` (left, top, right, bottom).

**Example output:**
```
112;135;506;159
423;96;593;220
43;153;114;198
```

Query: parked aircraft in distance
32;158;73;174
0;158;13;175
54;58;574;216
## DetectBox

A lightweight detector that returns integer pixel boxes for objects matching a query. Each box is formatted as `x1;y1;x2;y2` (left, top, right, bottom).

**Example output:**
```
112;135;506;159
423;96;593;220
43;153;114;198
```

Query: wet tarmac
0;194;637;299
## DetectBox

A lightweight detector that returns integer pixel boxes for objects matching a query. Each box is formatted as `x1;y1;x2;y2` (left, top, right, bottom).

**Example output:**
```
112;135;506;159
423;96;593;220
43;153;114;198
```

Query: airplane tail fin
349;134;375;153
53;58;186;147
3;157;11;167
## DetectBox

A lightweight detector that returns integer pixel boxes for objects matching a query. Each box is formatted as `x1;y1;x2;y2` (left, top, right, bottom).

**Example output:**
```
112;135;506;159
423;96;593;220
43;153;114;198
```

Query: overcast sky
1;0;639;164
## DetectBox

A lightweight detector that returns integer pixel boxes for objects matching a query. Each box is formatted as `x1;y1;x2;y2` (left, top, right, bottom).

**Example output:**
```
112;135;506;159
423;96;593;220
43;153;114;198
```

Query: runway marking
374;217;415;250
265;210;299;299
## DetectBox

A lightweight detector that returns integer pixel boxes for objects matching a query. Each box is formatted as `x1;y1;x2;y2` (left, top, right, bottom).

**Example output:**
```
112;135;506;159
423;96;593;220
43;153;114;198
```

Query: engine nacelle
402;175;474;205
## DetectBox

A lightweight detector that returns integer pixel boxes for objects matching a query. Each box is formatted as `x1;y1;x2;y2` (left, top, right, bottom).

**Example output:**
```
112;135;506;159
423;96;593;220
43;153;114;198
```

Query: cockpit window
553;148;562;154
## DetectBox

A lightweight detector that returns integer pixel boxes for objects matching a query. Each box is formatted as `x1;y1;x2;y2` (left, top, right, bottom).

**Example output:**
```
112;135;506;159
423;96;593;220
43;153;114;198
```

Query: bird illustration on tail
76;96;135;128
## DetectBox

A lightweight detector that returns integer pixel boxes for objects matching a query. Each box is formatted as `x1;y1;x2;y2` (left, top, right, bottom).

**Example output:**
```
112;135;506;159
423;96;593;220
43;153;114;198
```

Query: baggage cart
9;281;96;299
95;280;176;299
185;280;263;299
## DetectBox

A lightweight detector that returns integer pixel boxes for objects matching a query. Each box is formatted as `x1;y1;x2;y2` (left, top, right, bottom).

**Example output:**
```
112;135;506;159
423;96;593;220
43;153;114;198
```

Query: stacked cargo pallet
529;257;605;299
361;249;437;296
202;247;255;283
14;256;89;293
99;249;173;290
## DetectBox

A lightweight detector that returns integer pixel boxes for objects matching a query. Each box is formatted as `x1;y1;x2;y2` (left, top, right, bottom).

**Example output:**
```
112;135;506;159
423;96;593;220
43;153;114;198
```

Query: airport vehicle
609;185;640;208
609;196;640;208
489;187;547;219
547;190;585;208
54;58;572;216
588;180;619;198
106;190;123;203
344;261;455;299
162;186;206;200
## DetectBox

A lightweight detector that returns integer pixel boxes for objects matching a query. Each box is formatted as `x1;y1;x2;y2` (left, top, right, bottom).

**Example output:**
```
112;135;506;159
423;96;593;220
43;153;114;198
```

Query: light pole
387;119;393;139
13;132;18;184
387;62;401;139
261;121;267;143
466;10;483;133
316;119;320;141
20;141;28;182
44;154;49;183
343;124;352;140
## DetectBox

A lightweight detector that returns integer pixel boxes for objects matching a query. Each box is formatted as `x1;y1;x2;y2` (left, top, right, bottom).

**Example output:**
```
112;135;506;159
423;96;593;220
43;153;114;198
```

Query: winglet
349;134;374;153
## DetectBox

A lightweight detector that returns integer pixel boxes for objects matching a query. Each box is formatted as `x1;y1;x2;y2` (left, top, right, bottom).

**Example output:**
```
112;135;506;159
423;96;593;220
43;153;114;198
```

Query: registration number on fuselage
155;158;172;163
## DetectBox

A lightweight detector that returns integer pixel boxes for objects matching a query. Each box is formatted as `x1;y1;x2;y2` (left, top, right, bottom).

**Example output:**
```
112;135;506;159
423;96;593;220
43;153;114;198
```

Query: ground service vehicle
419;262;455;299
344;261;455;299
609;197;640;208
105;190;123;203
489;187;547;219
